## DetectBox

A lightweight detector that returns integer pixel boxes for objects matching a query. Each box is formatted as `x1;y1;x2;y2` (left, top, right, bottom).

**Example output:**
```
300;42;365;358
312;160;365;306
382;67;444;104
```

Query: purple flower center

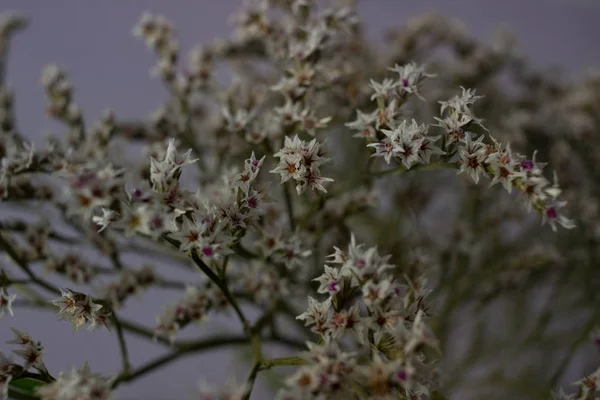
520;160;534;171
151;216;163;229
318;373;328;385
328;281;338;292
402;79;409;87
397;370;407;381
546;207;557;219
91;186;104;198
201;247;214;257
133;188;143;199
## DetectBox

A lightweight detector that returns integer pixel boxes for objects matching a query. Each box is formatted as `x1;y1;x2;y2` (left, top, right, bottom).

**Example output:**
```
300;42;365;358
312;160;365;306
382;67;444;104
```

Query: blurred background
0;1;598;399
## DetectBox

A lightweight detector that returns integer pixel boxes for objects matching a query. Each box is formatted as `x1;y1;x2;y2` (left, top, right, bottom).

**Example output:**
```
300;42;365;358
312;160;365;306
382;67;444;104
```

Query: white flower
6;328;31;346
298;108;331;136
369;78;396;101
346;109;378;140
388;61;435;100
439;86;484;115
0;374;11;400
234;151;265;194
362;279;392;308
169;218;205;253
92;208;119;233
117;203;151;237
222;106;256;133
457;133;487;184
13;342;46;371
149;138;197;193
542;201;576;232
270;135;333;195
296;296;332;336
313;265;343;296
50;290;104;332
36;363;115;400
40;64;62;88
0;288;16;318
0;350;13;376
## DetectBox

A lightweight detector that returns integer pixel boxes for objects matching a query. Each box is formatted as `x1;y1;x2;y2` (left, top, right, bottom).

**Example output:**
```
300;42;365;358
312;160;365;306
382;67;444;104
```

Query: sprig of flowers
270;135;333;194
50;289;110;332
289;234;439;399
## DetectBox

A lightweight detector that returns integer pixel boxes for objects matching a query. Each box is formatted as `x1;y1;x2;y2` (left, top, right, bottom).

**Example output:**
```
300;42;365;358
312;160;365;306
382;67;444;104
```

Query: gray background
0;0;598;399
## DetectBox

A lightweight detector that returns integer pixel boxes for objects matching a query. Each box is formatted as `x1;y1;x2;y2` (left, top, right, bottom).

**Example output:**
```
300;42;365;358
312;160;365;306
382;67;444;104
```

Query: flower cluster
36;363;115;400
290;235;439;398
231;259;290;307
153;285;227;343
352;60;575;231
96;266;156;309
348;63;444;168
41;65;84;145
44;253;95;284
51;290;110;332
434;88;576;231
277;342;358;399
1;329;49;399
553;364;600;400
0;1;595;399
270;135;333;194
132;12;179;84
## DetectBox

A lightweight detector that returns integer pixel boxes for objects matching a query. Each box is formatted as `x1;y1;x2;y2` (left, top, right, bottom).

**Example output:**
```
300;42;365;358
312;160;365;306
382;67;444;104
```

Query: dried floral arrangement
0;1;599;399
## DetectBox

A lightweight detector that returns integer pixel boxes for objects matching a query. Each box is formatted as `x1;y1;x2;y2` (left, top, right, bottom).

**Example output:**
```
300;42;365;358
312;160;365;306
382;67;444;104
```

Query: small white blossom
270;135;333;194
0;288;16;318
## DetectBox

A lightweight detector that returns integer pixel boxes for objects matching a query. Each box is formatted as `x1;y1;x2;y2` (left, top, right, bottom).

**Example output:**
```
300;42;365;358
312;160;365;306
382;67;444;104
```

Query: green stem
259;356;309;370
242;362;262;400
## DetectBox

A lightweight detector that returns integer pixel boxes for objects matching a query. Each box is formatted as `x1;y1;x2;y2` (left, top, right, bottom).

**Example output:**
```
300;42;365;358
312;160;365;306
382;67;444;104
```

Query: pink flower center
546;207;557;219
202;247;214;257
520;160;534;171
397;370;407;381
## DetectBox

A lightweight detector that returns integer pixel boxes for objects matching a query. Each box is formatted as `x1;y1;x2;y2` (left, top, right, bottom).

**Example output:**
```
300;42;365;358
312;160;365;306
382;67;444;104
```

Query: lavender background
0;0;598;399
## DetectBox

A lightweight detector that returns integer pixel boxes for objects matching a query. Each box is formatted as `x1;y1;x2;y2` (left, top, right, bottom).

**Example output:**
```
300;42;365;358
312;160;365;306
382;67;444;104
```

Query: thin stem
0;233;60;295
259;356;309;370
242;362;262;400
109;250;124;270
118;319;173;347
162;235;260;353
111;313;131;375
282;181;296;232
189;249;250;332
370;161;459;177
548;311;599;387
113;335;249;388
